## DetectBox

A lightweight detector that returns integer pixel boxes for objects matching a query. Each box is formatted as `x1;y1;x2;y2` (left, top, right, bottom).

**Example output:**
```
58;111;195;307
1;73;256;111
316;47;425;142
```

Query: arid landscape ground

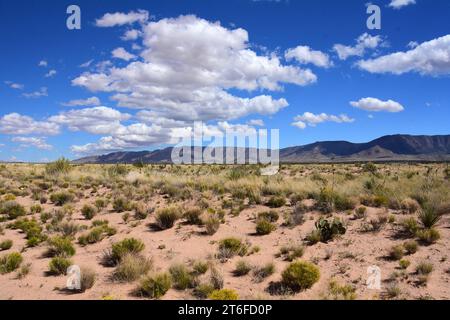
0;160;449;300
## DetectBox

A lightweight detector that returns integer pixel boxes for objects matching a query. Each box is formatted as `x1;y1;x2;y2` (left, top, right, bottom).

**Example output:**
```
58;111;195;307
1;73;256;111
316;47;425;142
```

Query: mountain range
73;134;450;164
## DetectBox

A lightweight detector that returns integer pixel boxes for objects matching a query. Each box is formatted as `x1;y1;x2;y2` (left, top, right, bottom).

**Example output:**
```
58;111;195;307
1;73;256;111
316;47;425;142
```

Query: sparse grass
80;267;96;292
0;252;23;274
404;240;418;255
50;191;74;206
204;215;221;235
155;206;181;230
416;228;441;245
184;207;203;225
0;239;13;251
278;244;304;261
253;262;276;282
107;238;145;265
113;253;152;282
399;259;411;270
137;273;172;299
0;201;26;220
234;260;252;276
389;245;405;261
169;263;194;290
81;204;97;220
328;279;357;300
218;238;248;260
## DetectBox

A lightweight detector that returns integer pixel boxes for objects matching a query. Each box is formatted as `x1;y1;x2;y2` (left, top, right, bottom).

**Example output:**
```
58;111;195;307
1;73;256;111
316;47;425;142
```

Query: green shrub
266;196;286;208
169;264;194;290
155;206;180;230
0;239;13;251
80;267;96;292
192;261;209;275
389;245;405;260
234;260;252;276
328;279;357;300
306;230;321;245
399;259;411;269
78;225;116;246
404;240;418;255
204;215;221;235
45;158;71;176
184;207;203;225
48;256;72;275
256;219;276;235
418;205;441;229
314;217;346;243
401;217;419;237
194;283;215;299
50;191;74;206
133;203;149;220
253;262;276;282
416;228;441;245
10;218;45;246
281;261;320;291
278;244;304;261
257;211;279;223
94;198;107;210
218;238;248;259
81;205;97;220
354;206;367;219
0;252;23;274
416;262;433;275
208;289;239;300
47;236;76;257
113;196;131;212
30;204;42;214
109;238;145;265
113;253;152;282
138;273;172;299
0;201;26;219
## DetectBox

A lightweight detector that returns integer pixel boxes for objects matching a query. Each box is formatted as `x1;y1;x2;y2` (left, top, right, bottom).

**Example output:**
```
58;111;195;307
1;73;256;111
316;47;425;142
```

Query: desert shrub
81;204;97;220
113;253;152;282
48;257;72;275
314;217;346;243
416;228;441;245
389;245;405;260
210;267;224;289
234;260;252;276
218;238;248;260
404;240;418;255
30;204;42;214
133;203;149;220
363;162;377;174
328;279;357;300
0;252;23;274
399;259;411;269
208;289;239;300
400;198;419;214
45;158;71;176
278;244;304;261
109;238;145;265
169;264;194;290
50;191;74;206
256;219;276;235
0;201;26;220
107;164;129;177
155;206;180;230
418;205;441;229
60;222;80;238
253;262;276;282
137;273;172;299
0;239;13;251
113;196;131;212
11;218;45;246
315;188;355;213
40;212;52;223
306;230;321;245
281;261;320;291
257;211;279;223
204;215;221;235
184;207;203;225
194;283;215;299
47;236;76;257
354;206;367;219
266;196;286;208
80;267;96;292
192;261;209;275
94;198;107;210
16;263;31;279
416;262;433;275
401;217;419;237
78;224;116;246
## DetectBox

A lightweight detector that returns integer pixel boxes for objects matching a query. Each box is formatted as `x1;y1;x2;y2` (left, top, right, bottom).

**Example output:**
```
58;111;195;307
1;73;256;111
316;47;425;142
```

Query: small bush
0;239;13;251
400;198;419;214
418;205;441;229
306;230;321;245
210;267;224;289
0;252;23;274
194;283;215;299
328;279;357;300
218;238;248;260
401;217;419;237
278;244;304;261
416;228;441;245
204;215;220;235
169;264;194;290
416;262;433;275
109;238;145;265
16;263;31;279
266;196;286;208
48;257;72;275
253;262;276;282
399;259;411;270
314;217;346;243
256;219;276;235
404;240;418;255
192;261;209;275
45;158;71;176
47;236;76;257
113;196;131;212
81;205;97;220
50;191;74;206
133;203;149;220
80;267;96;292
284;204;307;226
208;289;239;300
0;201;26;220
257;211;279;223
138;273;172;299
184;207;203;225
281;261;320;291
113;254;152;282
389;245;405;260
155;206;180;230
354;206;367;219
234;260;252;276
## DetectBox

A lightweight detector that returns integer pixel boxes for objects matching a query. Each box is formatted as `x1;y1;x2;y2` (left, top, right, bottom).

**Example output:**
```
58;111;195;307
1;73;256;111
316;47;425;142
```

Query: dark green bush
0;252;23;274
138;273;172;299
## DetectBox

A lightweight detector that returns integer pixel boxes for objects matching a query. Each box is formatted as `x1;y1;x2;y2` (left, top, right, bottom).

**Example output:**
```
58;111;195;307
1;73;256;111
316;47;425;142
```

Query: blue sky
0;0;449;162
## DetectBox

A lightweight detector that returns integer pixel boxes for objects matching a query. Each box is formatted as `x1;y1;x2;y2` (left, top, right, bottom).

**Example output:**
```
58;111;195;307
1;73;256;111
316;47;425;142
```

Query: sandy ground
1;191;449;300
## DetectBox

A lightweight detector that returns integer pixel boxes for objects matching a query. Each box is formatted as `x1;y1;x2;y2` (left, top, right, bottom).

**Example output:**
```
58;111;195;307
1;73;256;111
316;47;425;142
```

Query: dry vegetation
0;160;449;300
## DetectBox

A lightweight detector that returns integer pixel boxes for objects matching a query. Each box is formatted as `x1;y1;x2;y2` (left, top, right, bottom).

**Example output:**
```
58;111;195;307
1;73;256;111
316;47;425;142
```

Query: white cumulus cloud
12;137;52;150
96;10;149;27
292;112;354;129
333;33;384;60
0;113;59;135
389;0;416;9
112;47;137;61
350;97;404;112
61;96;101;107
285;45;333;68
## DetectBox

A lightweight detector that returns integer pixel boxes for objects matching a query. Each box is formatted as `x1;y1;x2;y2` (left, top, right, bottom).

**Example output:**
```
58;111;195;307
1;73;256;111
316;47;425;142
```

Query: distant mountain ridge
73;134;450;164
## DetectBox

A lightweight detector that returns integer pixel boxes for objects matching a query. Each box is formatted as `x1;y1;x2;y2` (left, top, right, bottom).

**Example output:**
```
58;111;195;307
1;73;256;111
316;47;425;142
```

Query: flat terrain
0;162;449;300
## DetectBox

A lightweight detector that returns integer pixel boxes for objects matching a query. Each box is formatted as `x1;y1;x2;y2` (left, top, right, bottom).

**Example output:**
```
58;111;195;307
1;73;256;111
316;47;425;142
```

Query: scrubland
0;160;449;300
